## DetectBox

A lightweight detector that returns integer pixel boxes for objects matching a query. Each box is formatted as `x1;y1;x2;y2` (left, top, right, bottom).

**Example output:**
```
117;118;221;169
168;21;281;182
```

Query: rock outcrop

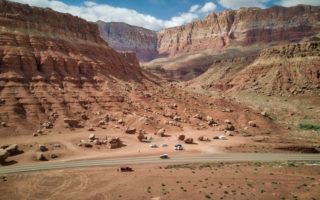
157;5;320;56
140;5;320;81
0;0;142;134
222;41;320;95
97;21;158;62
0;0;282;137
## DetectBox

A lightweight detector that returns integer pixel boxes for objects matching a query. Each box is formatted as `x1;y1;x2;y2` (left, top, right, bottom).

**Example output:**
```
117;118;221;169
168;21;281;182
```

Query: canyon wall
97;21;158;62
157;5;320;57
0;0;143;134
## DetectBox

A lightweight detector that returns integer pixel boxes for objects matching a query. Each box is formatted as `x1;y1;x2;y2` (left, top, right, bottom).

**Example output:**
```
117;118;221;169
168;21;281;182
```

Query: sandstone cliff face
97;21;158;62
157;5;320;57
207;41;320;95
194;41;320;95
0;0;143;134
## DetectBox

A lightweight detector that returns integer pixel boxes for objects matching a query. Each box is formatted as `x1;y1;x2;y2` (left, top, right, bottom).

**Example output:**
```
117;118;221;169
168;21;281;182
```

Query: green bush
299;124;320;132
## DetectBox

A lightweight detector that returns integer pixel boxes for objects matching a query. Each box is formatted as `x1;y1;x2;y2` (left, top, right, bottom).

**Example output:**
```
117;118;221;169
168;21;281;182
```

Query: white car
174;144;184;150
149;144;158;148
160;154;169;159
218;135;227;140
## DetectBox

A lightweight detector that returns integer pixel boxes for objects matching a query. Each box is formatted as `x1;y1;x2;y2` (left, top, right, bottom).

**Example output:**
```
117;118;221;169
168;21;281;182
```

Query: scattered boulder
225;124;235;131
198;136;210;141
50;154;58;159
88;134;96;140
0;149;9;164
248;121;257;127
63;118;81;128
109;137;122;149
225;131;234;136
37;153;47;161
88;127;95;131
157;128;166;137
173;115;181;121
118;119;125;125
125;127;136;134
193;114;202;120
42;121;53;129
137;133;146;142
185;138;194;144
93;139;101;145
261;111;267;117
178;134;185;141
206;116;215;125
39;144;48;152
84;143;93;148
81;114;89;120
33;133;38;137
5;144;21;155
224;119;232;124
1;122;7;127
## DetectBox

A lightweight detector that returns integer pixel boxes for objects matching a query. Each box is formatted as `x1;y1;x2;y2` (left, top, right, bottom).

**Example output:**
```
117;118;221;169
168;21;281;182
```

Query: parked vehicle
160;154;169;159
117;166;133;172
174;144;184;150
149;144;158;148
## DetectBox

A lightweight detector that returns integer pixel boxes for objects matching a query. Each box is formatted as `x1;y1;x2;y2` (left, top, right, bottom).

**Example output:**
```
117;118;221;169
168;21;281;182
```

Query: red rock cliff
157;5;320;56
0;0;142;134
0;0;141;81
97;21;158;62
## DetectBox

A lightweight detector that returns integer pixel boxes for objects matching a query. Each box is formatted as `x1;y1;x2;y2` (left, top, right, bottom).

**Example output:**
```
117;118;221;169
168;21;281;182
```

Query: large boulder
185;138;194;144
88;134;96;140
137;133;146;142
63;118;82;128
5;144;19;155
109;137;122;149
157;128;166;137
178;134;185;141
198;136;210;141
0;149;9;164
125;127;136;134
225;124;235;131
39;144;48;152
248;121;257;127
36;153;47;161
206;116;215;125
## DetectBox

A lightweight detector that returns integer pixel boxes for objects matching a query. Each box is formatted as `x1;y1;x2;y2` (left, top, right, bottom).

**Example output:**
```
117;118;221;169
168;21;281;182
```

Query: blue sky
10;0;320;30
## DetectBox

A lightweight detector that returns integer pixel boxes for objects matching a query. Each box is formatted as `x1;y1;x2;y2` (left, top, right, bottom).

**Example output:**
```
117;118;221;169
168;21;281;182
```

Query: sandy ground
0;162;319;200
2;126;250;165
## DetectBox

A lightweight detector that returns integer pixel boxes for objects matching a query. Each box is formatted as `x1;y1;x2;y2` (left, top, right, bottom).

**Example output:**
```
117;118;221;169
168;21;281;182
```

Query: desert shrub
299;124;320;132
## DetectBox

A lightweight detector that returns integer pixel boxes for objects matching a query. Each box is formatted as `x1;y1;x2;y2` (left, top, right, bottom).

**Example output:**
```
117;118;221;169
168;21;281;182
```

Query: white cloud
200;2;217;13
83;1;97;7
277;0;320;7
9;0;217;31
218;0;270;9
189;4;200;13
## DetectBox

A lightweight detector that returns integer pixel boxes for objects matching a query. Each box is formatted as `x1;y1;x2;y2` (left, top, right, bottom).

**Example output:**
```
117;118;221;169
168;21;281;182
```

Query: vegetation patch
299;124;320;132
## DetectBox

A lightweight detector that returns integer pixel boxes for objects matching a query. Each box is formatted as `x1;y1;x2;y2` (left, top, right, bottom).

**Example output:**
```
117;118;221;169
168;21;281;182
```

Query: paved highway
1;153;320;174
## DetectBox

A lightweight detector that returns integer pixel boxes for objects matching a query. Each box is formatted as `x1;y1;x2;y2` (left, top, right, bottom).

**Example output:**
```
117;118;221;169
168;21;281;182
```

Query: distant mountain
97;21;158;62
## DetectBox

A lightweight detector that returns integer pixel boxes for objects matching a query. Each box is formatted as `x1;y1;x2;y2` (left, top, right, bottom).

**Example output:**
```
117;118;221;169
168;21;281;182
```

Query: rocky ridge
97;21;158;62
0;0;276;136
157;5;320;56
